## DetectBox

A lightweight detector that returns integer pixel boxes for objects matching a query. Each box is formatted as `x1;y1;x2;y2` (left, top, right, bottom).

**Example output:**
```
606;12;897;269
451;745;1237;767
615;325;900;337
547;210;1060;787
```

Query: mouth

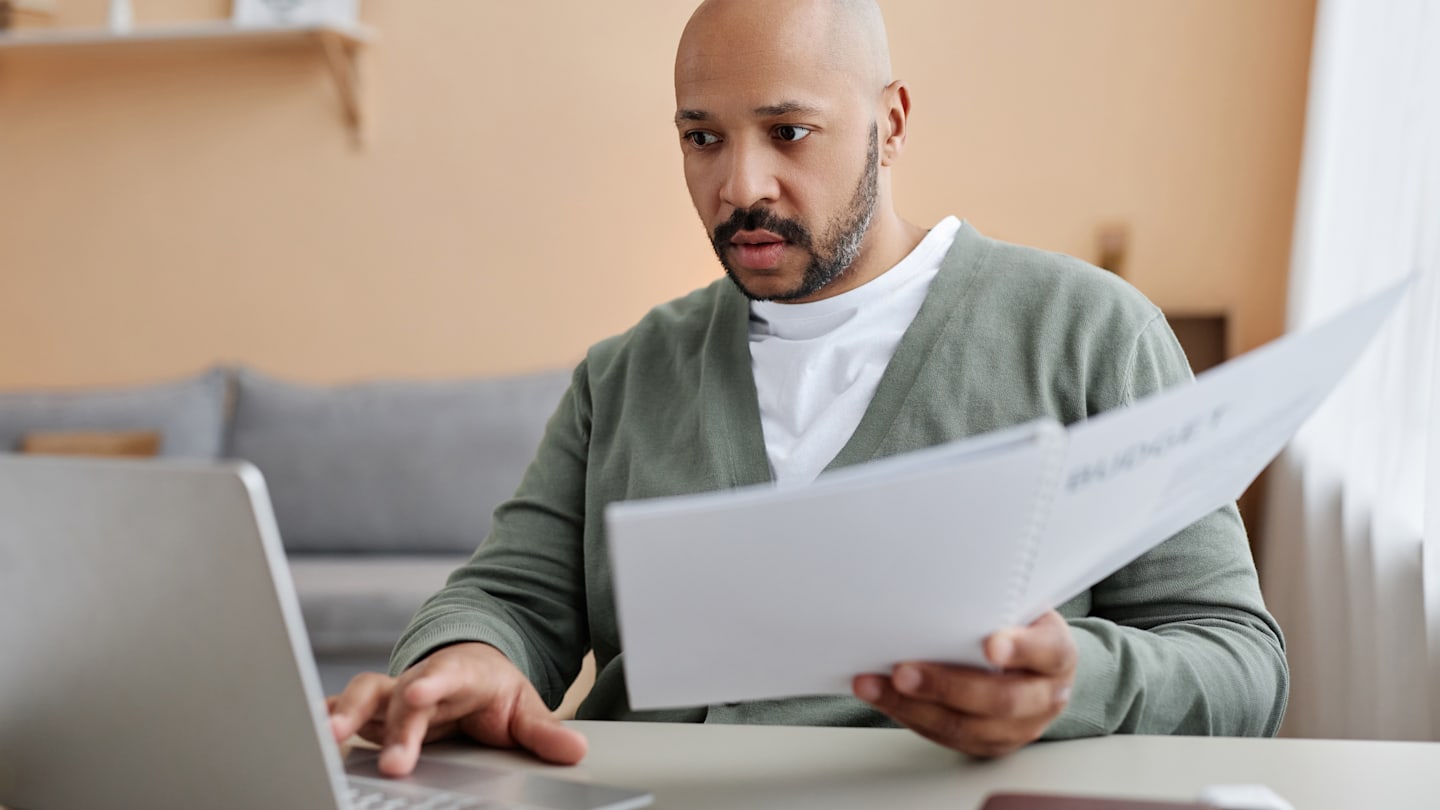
730;229;785;246
729;230;789;271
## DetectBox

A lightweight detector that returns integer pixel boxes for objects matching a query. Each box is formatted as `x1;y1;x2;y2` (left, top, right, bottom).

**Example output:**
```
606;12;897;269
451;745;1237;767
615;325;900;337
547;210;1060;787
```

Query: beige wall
0;0;1314;388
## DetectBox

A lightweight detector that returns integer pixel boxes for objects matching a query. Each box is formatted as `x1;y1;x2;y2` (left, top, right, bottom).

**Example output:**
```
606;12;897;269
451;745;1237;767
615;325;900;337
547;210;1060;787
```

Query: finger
328;672;395;743
855;676;1040;758
356;719;388;745
889;662;1068;719
376;648;517;775
853;673;887;704
378;706;435;777
379;679;445;777
399;668;477;744
415;657;517;748
508;688;588;764
404;663;485;711
986;611;1076;675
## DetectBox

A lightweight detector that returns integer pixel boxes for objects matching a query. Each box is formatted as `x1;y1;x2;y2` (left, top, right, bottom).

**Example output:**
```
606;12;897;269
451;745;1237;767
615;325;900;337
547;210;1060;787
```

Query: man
328;0;1288;776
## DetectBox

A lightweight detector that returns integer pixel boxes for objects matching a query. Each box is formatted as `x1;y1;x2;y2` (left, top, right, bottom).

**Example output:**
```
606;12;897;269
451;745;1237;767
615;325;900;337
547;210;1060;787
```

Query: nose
719;139;780;212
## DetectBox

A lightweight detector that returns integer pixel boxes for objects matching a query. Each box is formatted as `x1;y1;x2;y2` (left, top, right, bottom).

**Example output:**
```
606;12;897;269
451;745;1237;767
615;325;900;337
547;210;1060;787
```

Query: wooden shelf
0;19;372;49
0;20;375;137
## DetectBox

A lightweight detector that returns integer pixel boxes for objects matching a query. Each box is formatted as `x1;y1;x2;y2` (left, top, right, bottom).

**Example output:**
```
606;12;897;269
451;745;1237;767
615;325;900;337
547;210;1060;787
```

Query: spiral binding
1000;419;1068;628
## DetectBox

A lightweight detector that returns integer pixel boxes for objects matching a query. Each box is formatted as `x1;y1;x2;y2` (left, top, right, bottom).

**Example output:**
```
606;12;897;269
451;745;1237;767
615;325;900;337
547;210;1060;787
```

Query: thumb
508;688;589;765
991;610;1075;674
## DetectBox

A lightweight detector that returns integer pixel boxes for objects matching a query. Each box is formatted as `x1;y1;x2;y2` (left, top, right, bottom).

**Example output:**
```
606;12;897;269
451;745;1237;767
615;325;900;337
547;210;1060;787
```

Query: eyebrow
753;101;823;117
673;101;824;126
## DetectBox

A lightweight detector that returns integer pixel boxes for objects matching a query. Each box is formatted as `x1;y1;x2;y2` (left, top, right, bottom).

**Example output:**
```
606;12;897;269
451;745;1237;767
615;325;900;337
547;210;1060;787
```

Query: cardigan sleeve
388;361;593;710
1044;315;1290;738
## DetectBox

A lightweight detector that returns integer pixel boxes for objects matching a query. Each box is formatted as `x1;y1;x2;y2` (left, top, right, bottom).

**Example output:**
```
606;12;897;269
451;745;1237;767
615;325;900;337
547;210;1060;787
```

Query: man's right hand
325;642;588;776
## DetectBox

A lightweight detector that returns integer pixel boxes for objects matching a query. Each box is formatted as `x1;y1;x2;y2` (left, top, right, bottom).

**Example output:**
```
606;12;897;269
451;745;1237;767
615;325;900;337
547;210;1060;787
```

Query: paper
607;420;1065;708
606;280;1408;710
1022;281;1407;615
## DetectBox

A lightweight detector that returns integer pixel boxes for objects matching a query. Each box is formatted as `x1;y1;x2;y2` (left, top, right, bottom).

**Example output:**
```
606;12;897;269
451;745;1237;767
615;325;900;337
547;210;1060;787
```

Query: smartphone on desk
980;794;1211;810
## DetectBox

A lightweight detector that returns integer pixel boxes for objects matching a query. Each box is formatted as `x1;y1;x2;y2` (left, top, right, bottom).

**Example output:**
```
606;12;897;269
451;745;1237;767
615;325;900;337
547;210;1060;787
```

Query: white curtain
1261;0;1440;739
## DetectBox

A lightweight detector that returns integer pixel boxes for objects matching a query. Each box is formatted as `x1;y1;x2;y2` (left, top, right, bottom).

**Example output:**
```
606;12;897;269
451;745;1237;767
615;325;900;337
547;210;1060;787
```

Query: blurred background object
107;0;130;32
1260;0;1440;743
232;0;358;28
1095;223;1130;278
1;0;59;30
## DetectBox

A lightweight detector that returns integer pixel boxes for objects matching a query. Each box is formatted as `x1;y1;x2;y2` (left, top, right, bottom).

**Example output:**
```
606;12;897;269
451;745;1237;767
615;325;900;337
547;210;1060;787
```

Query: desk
414;722;1440;809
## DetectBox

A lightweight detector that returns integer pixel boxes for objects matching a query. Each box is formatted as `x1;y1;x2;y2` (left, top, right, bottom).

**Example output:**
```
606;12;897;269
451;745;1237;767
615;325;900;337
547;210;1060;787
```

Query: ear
879;80;911;167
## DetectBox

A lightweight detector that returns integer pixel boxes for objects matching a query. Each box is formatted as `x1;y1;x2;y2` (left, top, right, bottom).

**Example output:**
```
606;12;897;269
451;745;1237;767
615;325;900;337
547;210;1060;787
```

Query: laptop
0;455;652;810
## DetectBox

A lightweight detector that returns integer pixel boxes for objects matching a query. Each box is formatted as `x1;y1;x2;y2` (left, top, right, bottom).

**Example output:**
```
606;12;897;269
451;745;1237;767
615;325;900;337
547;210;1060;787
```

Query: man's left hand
853;610;1077;757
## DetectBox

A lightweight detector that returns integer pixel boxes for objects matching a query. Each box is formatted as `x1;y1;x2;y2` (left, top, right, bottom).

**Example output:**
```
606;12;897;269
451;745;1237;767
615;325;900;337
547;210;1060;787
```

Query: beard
710;123;879;302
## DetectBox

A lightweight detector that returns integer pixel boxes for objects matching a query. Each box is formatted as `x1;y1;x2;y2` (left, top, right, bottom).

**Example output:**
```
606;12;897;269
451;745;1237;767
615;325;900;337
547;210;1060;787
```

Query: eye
684;131;720;148
773;124;812;143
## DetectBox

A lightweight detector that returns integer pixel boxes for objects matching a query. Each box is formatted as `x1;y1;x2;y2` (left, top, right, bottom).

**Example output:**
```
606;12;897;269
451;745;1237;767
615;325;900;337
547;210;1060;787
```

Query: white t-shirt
749;216;962;485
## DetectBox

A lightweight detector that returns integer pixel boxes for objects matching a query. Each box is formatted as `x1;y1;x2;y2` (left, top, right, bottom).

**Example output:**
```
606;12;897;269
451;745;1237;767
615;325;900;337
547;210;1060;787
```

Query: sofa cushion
287;554;466;655
0;369;228;458
227;366;572;554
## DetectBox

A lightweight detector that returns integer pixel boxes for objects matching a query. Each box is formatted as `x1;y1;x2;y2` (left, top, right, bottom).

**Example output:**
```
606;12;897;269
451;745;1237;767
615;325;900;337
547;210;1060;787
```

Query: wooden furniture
0;20;374;136
20;429;160;457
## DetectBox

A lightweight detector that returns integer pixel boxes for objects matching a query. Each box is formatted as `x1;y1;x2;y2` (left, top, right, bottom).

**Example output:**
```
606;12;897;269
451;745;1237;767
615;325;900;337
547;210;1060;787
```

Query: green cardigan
392;222;1289;739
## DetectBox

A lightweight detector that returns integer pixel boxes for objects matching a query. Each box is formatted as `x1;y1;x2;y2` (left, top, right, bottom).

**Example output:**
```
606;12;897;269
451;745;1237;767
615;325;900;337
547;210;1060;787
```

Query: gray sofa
0;366;573;693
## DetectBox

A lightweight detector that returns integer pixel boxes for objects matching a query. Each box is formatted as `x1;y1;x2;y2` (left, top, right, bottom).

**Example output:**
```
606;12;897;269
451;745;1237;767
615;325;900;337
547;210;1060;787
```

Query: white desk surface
413;721;1440;810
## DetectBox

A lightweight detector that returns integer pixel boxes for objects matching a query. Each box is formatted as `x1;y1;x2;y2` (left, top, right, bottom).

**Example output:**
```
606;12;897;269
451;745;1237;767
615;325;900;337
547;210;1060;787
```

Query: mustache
711;208;813;252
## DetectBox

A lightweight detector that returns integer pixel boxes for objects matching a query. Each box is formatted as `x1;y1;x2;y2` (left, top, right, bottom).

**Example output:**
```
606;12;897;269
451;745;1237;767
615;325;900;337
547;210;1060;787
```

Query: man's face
674;20;881;303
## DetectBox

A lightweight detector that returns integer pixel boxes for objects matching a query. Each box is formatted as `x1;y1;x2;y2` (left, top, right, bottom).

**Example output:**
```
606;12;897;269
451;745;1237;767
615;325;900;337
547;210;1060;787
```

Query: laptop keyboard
346;777;500;809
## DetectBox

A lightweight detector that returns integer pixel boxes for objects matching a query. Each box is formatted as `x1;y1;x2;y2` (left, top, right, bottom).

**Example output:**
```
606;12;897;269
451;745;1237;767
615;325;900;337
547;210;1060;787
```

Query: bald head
677;0;893;100
672;0;920;303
